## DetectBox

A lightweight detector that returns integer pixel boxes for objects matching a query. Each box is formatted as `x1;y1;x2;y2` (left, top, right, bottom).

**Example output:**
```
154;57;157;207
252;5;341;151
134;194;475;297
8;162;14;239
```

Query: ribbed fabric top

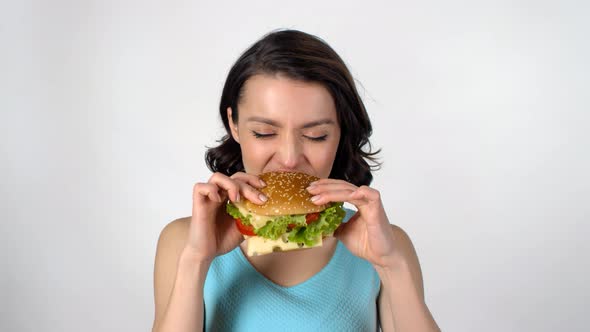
203;208;381;331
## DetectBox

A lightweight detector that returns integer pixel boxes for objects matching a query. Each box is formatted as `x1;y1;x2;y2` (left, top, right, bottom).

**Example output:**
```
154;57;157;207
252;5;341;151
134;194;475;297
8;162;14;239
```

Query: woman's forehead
239;74;337;123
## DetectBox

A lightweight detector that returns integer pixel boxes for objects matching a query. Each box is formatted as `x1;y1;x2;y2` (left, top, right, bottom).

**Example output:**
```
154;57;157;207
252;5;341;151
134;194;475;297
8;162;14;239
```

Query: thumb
334;213;358;239
334;223;344;238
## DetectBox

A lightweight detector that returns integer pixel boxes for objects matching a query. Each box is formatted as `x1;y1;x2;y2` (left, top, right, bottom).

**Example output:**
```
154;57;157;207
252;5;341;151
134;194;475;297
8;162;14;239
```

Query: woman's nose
277;134;303;169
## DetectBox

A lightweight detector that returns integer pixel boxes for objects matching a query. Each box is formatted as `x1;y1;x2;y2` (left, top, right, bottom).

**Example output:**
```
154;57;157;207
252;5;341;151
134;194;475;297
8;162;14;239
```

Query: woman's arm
306;181;441;331
376;225;440;332
153;173;261;331
152;219;211;332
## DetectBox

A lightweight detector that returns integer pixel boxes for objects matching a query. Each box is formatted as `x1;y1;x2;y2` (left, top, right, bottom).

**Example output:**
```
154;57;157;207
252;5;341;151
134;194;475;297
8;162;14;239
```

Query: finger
211;172;267;205
208;172;241;202
230;172;267;188
311;187;381;208
347;187;387;222
339;189;378;209
193;183;223;203
333;213;354;237
239;182;269;205
308;178;350;186
306;182;358;195
229;172;268;204
350;186;381;203
333;212;361;241
310;189;355;205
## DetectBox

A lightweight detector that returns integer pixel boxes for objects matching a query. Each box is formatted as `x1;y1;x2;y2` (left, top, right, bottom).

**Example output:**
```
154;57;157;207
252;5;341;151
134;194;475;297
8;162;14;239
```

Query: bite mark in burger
226;171;346;256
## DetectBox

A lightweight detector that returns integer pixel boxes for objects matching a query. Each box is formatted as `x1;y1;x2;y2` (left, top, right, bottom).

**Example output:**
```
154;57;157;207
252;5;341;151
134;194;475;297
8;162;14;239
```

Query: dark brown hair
205;29;381;186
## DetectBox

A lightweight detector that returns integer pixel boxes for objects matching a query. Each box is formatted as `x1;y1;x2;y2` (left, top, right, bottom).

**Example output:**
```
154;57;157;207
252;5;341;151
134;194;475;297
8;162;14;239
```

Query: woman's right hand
184;171;267;263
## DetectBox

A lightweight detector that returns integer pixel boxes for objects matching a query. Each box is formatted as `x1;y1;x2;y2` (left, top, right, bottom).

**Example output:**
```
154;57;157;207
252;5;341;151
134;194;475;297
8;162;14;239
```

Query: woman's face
228;74;341;178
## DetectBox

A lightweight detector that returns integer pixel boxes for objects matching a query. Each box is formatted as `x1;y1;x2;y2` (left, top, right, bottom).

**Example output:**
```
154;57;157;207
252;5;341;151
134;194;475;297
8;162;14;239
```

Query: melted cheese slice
236;204;275;229
244;235;323;257
236;204;323;256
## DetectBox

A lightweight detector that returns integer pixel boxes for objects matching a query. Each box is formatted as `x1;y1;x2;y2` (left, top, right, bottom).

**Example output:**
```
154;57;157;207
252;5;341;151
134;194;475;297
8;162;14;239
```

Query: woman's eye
251;131;275;138
305;135;328;142
251;131;327;142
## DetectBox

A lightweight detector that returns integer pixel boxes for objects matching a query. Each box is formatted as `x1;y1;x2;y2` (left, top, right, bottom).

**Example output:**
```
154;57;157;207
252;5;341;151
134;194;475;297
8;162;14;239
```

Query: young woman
152;29;440;332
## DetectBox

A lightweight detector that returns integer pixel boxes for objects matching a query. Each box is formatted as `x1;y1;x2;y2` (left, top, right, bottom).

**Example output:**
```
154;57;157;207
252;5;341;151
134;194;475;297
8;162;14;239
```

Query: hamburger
226;171;346;256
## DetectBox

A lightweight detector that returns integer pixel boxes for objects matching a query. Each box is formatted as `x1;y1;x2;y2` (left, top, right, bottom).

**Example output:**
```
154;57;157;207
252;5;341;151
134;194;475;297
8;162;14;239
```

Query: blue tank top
203;208;381;331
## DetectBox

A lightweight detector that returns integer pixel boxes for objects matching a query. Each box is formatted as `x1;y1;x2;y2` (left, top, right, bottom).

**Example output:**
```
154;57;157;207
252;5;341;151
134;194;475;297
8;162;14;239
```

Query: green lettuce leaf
226;201;347;245
287;202;346;246
225;202;252;226
255;214;306;240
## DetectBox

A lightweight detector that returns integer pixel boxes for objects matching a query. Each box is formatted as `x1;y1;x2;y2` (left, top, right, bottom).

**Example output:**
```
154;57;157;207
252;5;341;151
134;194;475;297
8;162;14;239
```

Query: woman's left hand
307;179;399;269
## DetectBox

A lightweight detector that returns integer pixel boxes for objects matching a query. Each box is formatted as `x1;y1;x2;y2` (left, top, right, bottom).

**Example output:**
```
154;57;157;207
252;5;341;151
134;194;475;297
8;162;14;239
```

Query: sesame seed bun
237;171;329;216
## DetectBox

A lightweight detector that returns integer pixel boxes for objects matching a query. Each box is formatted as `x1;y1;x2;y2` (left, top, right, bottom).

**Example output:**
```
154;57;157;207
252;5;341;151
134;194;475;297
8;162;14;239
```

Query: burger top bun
241;171;329;216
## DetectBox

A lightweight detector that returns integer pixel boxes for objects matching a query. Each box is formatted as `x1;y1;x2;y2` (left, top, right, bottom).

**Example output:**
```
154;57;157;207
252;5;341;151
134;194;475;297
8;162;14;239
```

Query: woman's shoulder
161;216;191;234
156;217;191;251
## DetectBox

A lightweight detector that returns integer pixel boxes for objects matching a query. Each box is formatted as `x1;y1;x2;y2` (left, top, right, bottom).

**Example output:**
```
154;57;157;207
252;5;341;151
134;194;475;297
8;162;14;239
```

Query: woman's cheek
244;141;273;168
308;143;337;170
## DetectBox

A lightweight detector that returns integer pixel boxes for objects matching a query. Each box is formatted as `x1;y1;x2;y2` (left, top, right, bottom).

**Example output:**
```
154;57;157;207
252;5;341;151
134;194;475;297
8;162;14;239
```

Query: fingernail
309;181;317;186
236;192;240;202
306;185;316;191
259;194;268;202
260;179;266;187
310;195;320;202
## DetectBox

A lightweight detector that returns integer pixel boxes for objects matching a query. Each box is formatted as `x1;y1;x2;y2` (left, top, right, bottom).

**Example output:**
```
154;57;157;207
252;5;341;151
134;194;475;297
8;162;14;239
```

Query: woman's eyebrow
246;116;280;127
301;119;335;129
246;116;335;128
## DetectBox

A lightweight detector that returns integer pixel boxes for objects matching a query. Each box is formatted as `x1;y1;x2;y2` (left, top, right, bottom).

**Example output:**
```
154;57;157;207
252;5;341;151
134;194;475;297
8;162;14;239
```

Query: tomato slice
235;218;256;236
306;213;320;224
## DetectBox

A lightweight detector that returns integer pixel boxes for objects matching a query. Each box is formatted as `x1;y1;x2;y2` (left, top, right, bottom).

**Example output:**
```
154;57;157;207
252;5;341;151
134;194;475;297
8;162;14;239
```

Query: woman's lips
270;169;313;175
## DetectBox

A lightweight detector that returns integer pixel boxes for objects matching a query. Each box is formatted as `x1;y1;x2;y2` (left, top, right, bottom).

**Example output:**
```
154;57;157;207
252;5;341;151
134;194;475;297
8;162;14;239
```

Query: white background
2;0;589;331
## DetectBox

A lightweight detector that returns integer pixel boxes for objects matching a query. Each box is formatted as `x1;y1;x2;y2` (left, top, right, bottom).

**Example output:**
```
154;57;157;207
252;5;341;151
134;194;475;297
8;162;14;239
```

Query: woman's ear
227;107;240;143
